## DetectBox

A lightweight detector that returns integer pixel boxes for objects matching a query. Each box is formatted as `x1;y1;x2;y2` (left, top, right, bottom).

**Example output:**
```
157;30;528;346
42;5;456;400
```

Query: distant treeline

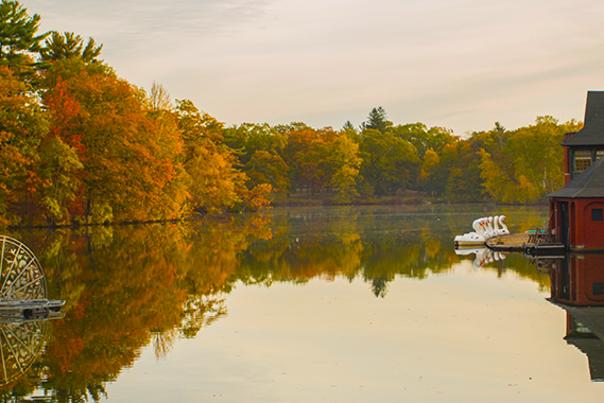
0;1;582;226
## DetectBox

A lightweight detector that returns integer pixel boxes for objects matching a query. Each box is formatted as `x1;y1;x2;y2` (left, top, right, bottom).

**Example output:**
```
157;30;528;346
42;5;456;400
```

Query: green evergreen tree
363;106;390;133
40;31;102;63
342;120;356;133
0;0;47;71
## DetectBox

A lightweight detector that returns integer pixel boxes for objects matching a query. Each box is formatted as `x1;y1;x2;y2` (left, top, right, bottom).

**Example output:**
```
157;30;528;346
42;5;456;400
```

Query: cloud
23;0;604;133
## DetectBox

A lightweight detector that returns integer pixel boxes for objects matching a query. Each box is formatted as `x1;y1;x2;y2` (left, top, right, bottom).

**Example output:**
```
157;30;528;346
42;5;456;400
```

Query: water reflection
455;248;506;268
0;206;556;400
546;254;604;382
0;318;48;387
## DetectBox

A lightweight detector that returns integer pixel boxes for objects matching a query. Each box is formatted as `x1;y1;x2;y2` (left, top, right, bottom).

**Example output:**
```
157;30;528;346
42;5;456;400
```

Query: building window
594;283;604;295
592;208;603;221
574;150;593;174
597;150;604;160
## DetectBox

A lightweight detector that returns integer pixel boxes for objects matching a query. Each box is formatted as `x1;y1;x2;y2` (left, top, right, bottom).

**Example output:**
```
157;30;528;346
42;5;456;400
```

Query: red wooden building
550;92;604;251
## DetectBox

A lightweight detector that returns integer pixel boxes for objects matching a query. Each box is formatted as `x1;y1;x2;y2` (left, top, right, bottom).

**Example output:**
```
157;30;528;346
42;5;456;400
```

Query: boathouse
549;92;604;251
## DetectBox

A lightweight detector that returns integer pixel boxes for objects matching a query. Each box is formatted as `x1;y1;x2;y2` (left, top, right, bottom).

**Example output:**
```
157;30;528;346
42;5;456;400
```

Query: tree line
0;1;582;226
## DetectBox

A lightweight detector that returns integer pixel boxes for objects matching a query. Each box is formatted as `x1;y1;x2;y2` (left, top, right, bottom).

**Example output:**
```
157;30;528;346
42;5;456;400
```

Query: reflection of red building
550;254;604;306
550;92;604;251
549;254;604;381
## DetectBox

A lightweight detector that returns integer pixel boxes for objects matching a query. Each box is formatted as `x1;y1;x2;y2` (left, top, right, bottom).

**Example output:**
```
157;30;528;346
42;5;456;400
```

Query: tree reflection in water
0;206;551;400
0;319;48;387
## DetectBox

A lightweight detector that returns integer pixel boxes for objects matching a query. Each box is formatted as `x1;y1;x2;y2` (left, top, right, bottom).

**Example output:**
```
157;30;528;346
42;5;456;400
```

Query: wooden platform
485;234;530;251
486;233;567;255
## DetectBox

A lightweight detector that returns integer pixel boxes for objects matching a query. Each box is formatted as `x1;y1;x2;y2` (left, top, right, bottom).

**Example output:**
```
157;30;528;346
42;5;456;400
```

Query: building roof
563;91;604;146
559;305;604;381
549;157;604;198
567;337;604;381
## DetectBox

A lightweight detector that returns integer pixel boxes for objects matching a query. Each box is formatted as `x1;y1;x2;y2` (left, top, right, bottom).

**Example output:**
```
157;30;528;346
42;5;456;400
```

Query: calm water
2;205;603;402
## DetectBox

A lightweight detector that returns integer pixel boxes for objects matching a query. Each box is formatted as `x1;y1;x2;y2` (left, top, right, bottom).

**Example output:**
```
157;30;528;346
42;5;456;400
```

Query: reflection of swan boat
454;247;506;268
454;215;510;247
453;237;485;247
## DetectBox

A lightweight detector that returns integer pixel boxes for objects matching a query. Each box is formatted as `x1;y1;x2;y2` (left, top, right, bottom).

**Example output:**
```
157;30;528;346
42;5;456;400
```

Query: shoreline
2;200;548;230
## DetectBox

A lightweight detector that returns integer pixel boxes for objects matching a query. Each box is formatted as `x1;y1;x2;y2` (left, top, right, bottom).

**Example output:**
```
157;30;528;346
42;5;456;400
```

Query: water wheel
0;236;51;386
0;236;47;301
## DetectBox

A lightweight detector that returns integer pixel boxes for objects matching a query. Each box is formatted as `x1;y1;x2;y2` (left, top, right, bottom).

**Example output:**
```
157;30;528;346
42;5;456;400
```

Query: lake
2;205;603;402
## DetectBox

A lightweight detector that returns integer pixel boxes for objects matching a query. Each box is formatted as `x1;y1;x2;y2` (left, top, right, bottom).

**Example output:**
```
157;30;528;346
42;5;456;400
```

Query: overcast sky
25;0;604;134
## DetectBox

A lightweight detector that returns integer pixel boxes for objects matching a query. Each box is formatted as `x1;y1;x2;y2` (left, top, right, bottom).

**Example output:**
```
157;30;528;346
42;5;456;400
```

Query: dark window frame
592;208;604;221
570;148;604;178
593;283;604;295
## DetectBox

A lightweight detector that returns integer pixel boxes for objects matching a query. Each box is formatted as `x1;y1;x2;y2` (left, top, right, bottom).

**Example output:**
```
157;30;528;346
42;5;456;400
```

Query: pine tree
40;31;102;63
0;1;47;71
342;120;356;132
362;106;390;133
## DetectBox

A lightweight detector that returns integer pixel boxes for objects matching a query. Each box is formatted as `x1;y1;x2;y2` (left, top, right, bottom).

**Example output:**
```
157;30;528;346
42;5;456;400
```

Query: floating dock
486;233;566;255
485;234;529;251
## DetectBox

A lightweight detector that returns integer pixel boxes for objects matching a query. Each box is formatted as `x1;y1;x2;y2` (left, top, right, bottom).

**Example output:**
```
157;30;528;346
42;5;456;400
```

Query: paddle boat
454;215;509;248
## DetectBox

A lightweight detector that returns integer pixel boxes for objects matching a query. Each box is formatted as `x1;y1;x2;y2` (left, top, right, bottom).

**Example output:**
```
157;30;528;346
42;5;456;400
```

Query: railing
527;229;555;245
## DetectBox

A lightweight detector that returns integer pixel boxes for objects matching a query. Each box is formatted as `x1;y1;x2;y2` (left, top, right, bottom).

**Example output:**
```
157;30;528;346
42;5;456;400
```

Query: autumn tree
185;141;246;212
149;81;171;112
144;83;190;217
329;133;361;201
0;0;593;224
0;66;47;225
419;148;440;191
37;136;84;225
392;123;456;157
176;98;240;213
284;127;361;200
433;140;483;201
246;150;289;194
358;128;419;196
224;123;287;164
43;59;187;223
224;123;290;196
478;117;581;203
176;99;271;212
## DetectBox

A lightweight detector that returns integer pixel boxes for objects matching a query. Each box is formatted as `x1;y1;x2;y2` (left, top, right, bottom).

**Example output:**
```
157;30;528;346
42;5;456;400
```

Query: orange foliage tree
0;66;47;225
43;59;188;223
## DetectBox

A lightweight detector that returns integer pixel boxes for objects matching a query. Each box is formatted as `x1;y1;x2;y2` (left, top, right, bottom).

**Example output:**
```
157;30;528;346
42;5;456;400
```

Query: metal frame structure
0;236;47;301
0;318;46;386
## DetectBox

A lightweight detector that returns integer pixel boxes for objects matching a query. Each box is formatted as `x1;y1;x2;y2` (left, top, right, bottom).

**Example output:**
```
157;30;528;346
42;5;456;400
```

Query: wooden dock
486;233;566;255
485;234;530;251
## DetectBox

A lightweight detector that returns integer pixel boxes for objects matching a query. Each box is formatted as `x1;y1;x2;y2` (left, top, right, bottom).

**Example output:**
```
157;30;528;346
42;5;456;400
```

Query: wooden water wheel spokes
0;236;47;301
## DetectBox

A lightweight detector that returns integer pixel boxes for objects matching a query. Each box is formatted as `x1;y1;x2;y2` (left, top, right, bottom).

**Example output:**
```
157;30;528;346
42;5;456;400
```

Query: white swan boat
454;215;509;248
